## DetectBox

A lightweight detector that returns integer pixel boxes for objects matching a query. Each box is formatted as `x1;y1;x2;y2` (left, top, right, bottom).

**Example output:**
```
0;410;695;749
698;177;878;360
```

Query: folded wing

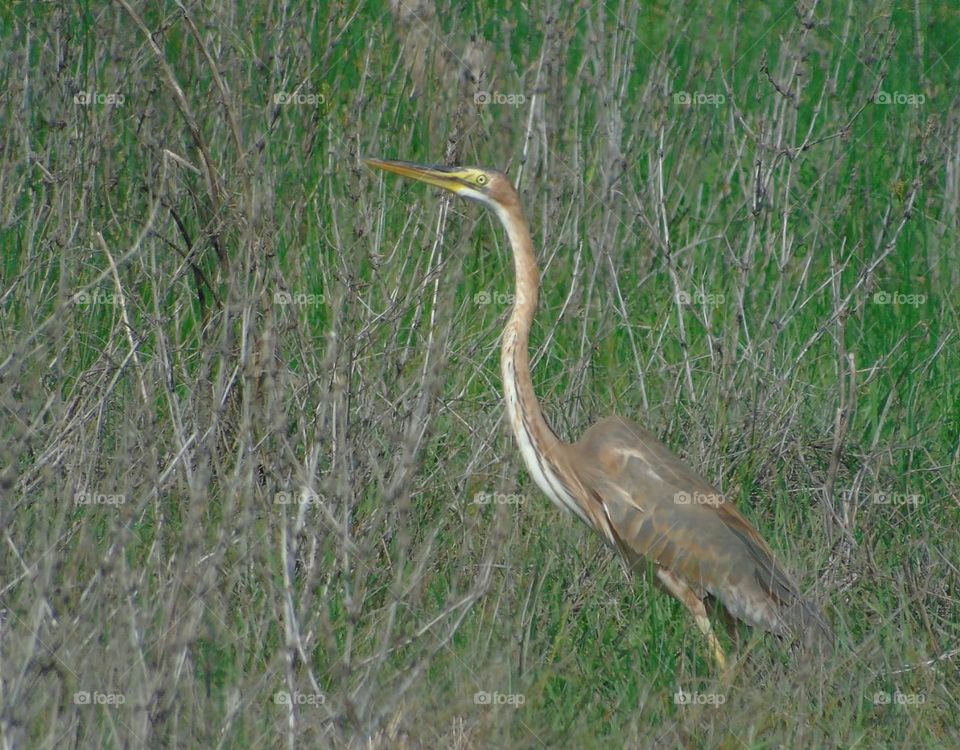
570;416;832;651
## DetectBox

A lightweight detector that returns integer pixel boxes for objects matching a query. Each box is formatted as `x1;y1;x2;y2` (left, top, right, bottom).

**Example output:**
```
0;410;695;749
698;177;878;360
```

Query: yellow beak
363;157;467;194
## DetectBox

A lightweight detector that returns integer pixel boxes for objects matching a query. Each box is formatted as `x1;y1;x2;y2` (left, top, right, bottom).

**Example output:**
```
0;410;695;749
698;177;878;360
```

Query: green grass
2;0;959;747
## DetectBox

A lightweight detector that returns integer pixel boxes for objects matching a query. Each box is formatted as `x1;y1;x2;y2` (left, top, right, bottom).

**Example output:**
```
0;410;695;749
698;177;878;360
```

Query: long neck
491;201;588;523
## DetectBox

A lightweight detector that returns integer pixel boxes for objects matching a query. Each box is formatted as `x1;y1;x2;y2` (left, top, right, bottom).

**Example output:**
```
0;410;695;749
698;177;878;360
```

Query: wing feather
569;415;832;649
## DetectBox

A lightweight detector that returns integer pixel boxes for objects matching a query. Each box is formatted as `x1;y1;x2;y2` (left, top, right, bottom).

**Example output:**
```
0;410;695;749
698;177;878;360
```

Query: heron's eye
475;174;488;186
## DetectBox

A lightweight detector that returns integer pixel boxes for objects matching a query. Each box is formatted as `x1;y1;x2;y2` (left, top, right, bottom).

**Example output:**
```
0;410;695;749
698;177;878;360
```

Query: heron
363;157;833;668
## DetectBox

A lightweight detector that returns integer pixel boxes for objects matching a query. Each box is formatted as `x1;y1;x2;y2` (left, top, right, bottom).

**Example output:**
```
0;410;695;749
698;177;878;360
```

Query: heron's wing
571;416;832;647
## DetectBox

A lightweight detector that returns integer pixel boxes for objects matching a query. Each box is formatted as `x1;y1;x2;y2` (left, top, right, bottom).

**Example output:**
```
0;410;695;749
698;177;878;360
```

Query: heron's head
363;157;517;212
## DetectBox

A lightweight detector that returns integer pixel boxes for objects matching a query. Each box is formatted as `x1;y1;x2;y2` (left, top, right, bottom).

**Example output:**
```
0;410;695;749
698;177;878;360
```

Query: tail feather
723;521;834;652
784;595;834;654
751;558;833;653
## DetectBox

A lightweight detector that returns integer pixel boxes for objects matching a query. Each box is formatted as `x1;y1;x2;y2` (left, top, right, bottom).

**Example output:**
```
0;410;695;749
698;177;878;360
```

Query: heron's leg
656;568;727;670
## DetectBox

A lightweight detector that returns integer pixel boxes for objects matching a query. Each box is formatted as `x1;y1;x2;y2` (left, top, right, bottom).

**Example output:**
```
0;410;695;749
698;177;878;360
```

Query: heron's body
365;157;832;666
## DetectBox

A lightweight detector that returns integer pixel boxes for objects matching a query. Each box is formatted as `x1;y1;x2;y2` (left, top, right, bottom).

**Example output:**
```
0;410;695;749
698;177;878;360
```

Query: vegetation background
2;0;958;747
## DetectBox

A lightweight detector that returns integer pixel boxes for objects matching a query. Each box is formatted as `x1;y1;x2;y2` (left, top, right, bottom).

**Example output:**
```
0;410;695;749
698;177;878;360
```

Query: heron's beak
363;157;468;194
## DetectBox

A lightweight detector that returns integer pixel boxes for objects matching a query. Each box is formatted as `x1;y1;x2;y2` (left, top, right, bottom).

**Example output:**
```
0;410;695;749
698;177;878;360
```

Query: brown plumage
364;157;833;666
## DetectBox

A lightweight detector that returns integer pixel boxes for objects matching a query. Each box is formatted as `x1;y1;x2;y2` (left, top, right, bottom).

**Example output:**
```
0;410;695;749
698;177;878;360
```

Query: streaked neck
491;201;556;447
490;201;588;524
